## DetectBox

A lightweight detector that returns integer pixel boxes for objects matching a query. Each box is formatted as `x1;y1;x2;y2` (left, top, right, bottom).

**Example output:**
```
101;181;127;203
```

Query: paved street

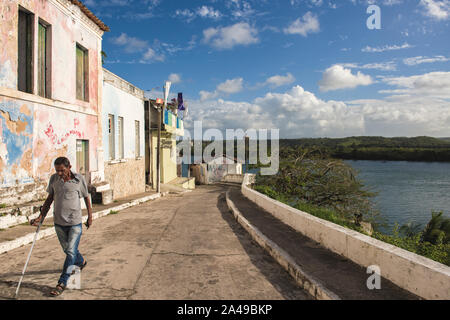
0;185;310;300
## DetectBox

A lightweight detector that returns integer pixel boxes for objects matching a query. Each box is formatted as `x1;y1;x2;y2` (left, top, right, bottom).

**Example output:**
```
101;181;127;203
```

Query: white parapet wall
221;174;245;184
241;174;450;300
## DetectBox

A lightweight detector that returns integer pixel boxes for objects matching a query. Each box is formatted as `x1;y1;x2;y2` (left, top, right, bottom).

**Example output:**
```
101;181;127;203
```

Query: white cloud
111;33;148;53
188;73;450;138
419;0;450;20
264;73;296;87
141;48;165;62
168;73;182;84
284;12;320;37
403;55;450;65
175;9;196;22
197;5;221;18
217;78;244;94
226;0;255;19
318;65;374;92
290;0;324;7
362;43;413;53
382;0;403;5
380;71;450;99
175;6;221;22
200;78;244;101
199;90;219;101
203;23;259;49
340;61;397;71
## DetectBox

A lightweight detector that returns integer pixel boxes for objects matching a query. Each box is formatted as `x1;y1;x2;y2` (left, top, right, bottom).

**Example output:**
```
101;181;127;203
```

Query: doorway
76;139;89;181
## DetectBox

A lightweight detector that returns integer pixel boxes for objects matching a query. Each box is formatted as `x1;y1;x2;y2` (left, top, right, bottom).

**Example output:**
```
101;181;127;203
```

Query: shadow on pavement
0;269;60;278
0;279;55;299
216;185;312;300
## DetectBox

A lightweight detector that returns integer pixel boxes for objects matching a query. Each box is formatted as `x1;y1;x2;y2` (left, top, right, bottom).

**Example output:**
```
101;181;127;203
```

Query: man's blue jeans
54;223;84;286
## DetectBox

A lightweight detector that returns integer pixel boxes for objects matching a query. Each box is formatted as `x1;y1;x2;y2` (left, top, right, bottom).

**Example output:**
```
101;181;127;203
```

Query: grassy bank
253;184;450;266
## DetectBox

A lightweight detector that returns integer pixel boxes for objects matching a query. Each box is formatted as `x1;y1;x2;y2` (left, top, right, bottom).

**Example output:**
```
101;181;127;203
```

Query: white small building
192;155;242;184
207;155;242;174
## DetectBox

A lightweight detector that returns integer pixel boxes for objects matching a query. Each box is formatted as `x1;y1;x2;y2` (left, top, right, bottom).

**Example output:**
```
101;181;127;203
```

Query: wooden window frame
18;7;34;94
38;19;51;98
76;43;89;102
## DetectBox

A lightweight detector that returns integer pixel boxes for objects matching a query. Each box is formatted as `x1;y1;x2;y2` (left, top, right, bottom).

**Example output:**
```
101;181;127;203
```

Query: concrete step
0;191;168;255
0;195;95;230
165;177;195;190
226;186;419;300
0;201;45;230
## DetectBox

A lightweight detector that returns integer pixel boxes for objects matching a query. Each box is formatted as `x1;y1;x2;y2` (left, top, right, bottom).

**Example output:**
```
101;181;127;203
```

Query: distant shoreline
279;136;450;162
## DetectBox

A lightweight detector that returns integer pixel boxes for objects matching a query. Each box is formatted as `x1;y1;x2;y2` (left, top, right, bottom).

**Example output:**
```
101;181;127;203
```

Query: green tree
256;146;380;227
101;50;107;65
421;211;450;245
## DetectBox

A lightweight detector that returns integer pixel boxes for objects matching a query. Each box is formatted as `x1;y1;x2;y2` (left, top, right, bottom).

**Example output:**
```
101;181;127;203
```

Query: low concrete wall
221;174;245;184
0;181;47;207
105;158;145;199
241;174;450;300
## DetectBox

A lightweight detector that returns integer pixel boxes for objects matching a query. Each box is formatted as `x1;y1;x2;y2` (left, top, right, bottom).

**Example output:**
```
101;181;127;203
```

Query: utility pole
156;81;171;193
156;102;161;193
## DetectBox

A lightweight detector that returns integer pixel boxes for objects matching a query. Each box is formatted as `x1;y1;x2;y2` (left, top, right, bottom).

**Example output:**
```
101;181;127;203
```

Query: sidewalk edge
0;192;168;255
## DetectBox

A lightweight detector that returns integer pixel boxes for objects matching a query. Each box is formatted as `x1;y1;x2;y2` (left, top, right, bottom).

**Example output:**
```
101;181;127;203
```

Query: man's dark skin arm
31;194;53;226
84;196;93;228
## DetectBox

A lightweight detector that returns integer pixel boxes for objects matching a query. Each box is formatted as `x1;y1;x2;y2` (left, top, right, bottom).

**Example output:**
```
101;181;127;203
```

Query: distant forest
193;136;450;162
279;136;450;162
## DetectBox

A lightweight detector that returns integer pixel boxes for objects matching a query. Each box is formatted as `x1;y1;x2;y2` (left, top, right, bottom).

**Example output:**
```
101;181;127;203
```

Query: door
76;140;89;180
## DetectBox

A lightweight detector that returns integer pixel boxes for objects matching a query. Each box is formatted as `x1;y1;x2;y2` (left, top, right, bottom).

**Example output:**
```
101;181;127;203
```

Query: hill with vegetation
280;136;450;162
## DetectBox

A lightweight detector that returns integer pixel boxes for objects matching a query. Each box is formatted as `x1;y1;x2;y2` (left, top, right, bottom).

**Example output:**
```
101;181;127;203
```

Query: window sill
107;159;127;165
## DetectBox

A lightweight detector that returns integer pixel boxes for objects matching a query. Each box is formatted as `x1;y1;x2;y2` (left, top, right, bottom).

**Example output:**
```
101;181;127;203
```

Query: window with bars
118;116;124;159
108;114;115;160
76;44;89;101
135;120;140;158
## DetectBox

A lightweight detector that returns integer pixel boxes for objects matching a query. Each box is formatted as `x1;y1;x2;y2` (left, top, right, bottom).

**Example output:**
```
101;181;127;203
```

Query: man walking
31;157;92;296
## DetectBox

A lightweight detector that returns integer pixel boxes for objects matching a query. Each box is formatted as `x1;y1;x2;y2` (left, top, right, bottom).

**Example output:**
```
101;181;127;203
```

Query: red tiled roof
69;0;110;32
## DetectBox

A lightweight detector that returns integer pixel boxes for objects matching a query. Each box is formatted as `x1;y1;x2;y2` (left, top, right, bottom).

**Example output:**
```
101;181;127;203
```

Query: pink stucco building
0;0;109;205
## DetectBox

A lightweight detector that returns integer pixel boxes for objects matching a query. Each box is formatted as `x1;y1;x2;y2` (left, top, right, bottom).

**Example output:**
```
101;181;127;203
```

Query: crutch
14;207;44;299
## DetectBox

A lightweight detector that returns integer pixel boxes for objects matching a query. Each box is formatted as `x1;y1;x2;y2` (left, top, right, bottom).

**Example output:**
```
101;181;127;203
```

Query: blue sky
86;0;450;138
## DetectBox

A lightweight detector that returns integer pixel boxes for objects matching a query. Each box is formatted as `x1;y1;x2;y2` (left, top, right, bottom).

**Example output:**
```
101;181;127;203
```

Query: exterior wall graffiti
0;0;107;205
102;68;145;199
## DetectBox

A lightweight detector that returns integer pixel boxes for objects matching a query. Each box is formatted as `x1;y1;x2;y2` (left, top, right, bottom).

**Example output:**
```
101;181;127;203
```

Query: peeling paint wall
33;104;99;180
0;1;18;89
0;99;33;185
0;96;99;184
0;0;104;205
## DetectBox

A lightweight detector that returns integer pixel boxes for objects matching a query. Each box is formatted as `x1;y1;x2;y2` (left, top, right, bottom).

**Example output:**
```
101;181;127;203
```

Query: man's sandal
50;283;66;296
79;260;87;271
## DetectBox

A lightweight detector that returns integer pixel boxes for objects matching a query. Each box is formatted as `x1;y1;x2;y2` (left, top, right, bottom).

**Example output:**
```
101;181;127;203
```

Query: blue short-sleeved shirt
46;172;89;226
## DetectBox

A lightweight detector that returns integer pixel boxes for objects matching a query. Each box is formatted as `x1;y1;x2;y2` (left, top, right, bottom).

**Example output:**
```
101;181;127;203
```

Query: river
346;160;450;234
